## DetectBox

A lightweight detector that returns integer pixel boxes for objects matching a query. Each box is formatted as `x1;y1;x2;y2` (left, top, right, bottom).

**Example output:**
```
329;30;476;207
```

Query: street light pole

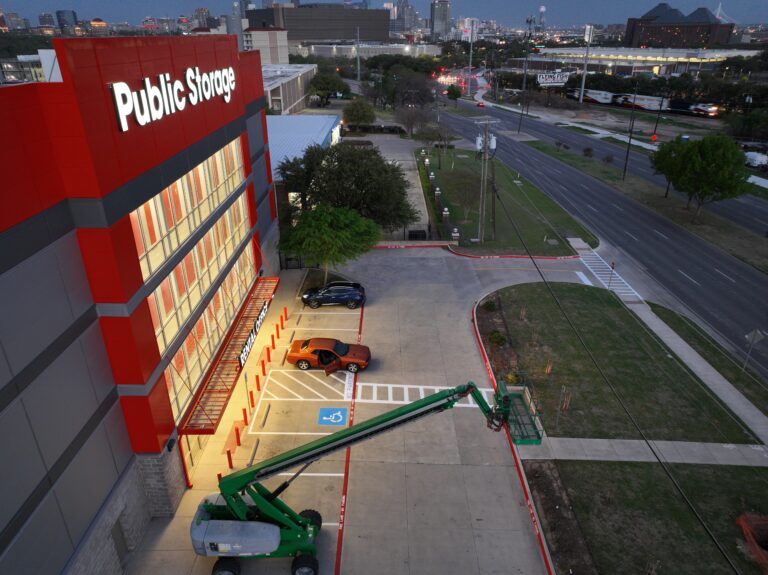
622;84;639;181
517;16;535;134
467;20;475;98
578;24;593;104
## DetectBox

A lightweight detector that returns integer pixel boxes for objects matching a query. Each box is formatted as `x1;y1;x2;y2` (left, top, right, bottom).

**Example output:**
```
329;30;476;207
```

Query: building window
129;138;245;279
146;194;250;354
163;247;256;421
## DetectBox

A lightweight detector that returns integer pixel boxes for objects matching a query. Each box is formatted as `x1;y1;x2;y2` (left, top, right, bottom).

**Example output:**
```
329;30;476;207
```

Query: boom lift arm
192;380;513;575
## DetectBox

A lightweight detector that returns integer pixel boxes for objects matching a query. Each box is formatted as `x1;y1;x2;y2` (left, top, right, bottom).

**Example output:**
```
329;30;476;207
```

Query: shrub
583;147;593;157
481;300;496;312
603;154;614;164
488;330;507;347
555;141;563;151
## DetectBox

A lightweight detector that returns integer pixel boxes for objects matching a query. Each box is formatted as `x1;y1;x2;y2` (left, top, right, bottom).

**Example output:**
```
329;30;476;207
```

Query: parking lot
240;248;561;575
126;248;582;575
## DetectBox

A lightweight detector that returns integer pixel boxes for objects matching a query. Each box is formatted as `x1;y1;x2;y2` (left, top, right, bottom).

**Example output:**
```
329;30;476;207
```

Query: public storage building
0;36;279;573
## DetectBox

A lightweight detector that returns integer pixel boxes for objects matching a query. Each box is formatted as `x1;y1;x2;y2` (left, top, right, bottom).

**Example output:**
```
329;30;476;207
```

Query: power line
491;182;743;574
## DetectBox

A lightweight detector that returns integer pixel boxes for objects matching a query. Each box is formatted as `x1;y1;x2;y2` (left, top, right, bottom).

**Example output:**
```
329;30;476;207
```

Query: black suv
302;281;366;309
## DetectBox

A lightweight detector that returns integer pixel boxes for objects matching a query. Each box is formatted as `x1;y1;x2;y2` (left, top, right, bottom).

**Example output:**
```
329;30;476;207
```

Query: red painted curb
373;244;451;249
333;304;365;575
470;304;555;575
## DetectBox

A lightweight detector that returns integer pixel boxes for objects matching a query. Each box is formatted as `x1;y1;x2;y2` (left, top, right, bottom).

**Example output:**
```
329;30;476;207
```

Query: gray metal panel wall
0;233;88;375
0;492;74;575
256;193;274;243
253;154;270;206
246;114;265;163
0;400;49;531
54;426;119;543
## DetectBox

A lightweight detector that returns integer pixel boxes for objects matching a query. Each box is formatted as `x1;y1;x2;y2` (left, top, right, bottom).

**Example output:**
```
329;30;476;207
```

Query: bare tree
395;106;430;137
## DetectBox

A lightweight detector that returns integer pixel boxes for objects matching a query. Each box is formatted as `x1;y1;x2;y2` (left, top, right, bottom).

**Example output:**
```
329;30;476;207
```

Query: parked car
287;338;371;374
476;101;485;107
301;281;365;309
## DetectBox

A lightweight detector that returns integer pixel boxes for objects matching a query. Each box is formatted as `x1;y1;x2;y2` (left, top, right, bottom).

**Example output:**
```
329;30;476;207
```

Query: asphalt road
438;108;768;380
451;98;768;235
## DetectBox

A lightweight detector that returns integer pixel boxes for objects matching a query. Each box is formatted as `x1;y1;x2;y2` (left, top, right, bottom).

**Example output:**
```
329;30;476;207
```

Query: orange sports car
287;338;371;374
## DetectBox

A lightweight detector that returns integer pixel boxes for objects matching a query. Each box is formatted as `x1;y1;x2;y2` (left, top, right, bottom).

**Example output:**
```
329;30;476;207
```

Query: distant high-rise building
430;0;450;40
194;7;210;27
39;13;55;27
5;12;26;30
0;11;7;32
56;9;78;31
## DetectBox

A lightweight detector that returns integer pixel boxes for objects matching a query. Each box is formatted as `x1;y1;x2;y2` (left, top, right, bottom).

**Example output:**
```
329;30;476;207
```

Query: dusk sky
2;0;766;27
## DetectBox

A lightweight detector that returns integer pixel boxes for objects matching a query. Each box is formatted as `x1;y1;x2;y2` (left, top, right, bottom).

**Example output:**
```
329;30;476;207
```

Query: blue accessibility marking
318;407;348;426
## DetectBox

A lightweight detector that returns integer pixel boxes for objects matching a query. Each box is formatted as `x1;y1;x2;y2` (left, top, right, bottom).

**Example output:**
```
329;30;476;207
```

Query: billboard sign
537;72;570;87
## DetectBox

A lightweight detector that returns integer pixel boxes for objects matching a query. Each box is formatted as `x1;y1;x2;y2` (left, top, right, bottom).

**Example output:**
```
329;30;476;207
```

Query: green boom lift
190;381;514;575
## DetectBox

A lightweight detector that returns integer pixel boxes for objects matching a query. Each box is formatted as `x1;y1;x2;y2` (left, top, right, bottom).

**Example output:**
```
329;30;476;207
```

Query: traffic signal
650;133;658;142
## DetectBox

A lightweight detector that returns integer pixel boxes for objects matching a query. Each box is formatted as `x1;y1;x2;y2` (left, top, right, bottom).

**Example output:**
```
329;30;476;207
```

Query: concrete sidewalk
519;437;768;467
628;301;768;445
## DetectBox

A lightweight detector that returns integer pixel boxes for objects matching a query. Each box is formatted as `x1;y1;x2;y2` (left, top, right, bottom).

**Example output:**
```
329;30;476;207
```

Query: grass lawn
445;105;483;117
478;283;756;442
746;179;768;201
603;106;719;131
558;461;768;575
649;302;768;418
415;152;598;255
524;140;768;273
564;125;601;135
602;135;655;156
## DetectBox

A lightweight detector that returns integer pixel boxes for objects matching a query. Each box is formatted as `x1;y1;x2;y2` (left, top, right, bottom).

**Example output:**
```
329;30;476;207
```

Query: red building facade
0;36;278;574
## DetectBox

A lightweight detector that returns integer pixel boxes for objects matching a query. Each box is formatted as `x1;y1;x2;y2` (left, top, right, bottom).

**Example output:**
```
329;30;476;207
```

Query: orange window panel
142;203;157;244
161;189;174;228
183;253;197;284
170;182;185;223
146;292;161;331
129;211;146;257
160;278;174;315
204;235;214;262
173;266;187;296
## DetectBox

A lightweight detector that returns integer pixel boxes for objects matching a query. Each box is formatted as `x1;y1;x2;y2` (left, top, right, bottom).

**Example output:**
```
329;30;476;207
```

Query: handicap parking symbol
318;407;348;426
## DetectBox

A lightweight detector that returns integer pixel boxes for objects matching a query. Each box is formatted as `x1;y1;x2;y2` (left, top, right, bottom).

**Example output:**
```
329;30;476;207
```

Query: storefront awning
179;276;279;435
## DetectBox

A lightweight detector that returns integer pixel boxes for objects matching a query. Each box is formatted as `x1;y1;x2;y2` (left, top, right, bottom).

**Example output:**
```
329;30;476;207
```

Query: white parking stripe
281;371;329;399
270;379;303;399
306;371;346;397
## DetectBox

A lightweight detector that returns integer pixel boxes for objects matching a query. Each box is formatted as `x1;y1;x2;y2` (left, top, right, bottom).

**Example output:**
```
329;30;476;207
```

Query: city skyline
1;0;767;27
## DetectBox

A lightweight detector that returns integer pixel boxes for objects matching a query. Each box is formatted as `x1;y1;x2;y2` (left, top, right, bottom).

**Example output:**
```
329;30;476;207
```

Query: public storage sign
111;66;236;132
238;301;270;368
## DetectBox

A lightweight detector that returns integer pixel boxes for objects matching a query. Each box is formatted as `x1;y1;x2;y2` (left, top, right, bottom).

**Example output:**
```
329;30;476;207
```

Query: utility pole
475;119;499;243
517;16;535;134
356;27;361;82
622;85;639;181
578;24;593;104
467;20;475;98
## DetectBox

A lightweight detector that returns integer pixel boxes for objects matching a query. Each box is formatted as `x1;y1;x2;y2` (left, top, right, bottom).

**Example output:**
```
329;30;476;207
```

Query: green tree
395;105;430;136
343;98;375;125
309;73;349;106
277;144;328;211
654;135;750;222
279;206;381;283
651;136;688;198
308;145;418;230
446;84;462;107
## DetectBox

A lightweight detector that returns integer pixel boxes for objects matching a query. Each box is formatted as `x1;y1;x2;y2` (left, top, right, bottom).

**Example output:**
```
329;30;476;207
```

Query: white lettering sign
537;72;570;87
111;66;236;132
238;301;270;368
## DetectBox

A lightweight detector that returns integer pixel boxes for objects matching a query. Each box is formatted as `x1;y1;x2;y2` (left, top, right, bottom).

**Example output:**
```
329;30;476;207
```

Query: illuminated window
163;247;256;422
146;194;250;353
129;138;245;279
